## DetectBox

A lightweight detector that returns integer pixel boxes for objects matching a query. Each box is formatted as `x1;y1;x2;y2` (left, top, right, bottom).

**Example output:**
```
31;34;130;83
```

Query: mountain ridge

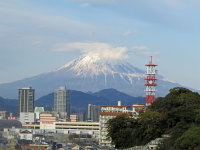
0;55;180;98
0;88;146;115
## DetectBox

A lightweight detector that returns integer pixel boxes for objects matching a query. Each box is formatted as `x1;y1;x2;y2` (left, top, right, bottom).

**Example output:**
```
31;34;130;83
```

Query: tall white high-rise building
54;86;70;119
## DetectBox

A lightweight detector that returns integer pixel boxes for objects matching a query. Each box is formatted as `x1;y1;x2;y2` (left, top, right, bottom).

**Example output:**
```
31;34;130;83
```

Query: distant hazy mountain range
0;55;180;99
0;88;145;116
0;97;18;115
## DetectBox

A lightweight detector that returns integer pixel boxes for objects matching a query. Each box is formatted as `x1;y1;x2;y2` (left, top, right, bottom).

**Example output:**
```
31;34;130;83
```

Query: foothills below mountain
0;88;146;116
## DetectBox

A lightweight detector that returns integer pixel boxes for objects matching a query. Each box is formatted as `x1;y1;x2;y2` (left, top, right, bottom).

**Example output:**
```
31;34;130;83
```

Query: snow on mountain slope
0;54;180;98
55;55;145;84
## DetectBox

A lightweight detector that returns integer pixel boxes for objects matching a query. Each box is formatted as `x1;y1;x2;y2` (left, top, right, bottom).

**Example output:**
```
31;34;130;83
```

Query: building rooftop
99;112;132;116
133;103;145;105
20;87;33;90
101;105;130;108
0;120;22;130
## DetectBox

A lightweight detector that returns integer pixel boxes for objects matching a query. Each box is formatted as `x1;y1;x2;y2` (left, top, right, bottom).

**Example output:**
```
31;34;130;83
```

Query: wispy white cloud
80;3;89;7
132;46;149;51
131;46;160;57
32;41;41;45
53;42;160;60
0;6;102;53
69;0;198;7
67;0;190;29
123;30;136;36
53;42;128;60
67;0;120;5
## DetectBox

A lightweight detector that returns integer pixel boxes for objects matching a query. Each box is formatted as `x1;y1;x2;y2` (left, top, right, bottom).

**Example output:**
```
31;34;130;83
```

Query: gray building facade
54;86;70;119
88;104;99;122
18;87;35;113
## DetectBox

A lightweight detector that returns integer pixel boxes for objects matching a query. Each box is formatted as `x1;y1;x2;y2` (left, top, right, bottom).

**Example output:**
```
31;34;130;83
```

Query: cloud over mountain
53;42;128;61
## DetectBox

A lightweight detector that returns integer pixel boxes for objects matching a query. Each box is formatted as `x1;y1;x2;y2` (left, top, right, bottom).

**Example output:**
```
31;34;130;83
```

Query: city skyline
1;0;200;90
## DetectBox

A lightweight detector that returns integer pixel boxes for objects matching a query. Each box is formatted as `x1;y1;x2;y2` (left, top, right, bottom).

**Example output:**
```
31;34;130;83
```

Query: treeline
107;87;200;149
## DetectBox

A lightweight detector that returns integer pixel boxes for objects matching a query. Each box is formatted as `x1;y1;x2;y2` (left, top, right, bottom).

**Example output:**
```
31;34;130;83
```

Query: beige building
40;113;57;129
55;121;99;130
70;113;85;122
70;114;78;122
23;121;99;131
99;101;132;146
132;103;145;113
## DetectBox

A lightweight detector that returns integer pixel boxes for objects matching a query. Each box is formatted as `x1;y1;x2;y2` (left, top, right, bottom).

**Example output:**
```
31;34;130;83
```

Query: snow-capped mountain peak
0;54;181;98
56;54;144;78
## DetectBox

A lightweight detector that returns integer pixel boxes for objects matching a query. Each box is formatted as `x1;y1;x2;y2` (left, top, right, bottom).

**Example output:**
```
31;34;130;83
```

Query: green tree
138;111;163;144
107;87;200;149
107;114;137;149
175;126;200;150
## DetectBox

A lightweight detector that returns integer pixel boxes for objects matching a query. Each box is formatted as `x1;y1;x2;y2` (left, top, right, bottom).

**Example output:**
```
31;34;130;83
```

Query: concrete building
55;122;99;130
70;113;85;122
20;112;35;124
76;113;85;122
0;120;22;130
88;104;99;122
19;130;33;141
40;113;56;129
54;86;70;119
70;114;78;122
18;87;35;113
23;121;99;131
132;103;145;113
0;111;10;119
99;101;132;147
34;107;45;121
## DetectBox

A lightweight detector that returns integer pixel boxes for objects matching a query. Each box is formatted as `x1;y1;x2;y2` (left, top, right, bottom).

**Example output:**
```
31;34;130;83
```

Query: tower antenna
145;56;158;106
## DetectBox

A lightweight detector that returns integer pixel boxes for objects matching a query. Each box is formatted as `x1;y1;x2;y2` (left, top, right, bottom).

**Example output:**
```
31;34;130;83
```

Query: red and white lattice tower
145;56;158;106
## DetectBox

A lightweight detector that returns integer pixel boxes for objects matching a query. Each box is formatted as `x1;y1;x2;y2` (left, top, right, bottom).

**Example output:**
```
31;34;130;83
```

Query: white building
20;112;35;124
19;130;33;141
132;103;145;113
99;101;132;147
34;107;45;121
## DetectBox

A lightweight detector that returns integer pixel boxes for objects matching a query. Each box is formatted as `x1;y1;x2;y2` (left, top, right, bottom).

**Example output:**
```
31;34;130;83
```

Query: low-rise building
19;130;33;141
22;121;99;131
132;103;145;113
70;113;85;122
55;122;99;130
40;113;56;130
20;112;35;124
70;114;78;122
34;107;45;122
0;111;10;119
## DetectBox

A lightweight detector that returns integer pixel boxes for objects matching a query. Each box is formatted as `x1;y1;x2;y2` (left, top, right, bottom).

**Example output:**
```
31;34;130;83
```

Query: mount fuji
0;54;180;98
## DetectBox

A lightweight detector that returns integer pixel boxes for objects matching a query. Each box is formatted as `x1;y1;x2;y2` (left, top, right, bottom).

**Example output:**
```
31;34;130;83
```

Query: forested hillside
107;87;200;149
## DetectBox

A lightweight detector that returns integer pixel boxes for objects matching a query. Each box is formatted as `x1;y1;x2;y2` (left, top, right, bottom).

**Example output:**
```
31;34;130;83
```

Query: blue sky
0;0;200;90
